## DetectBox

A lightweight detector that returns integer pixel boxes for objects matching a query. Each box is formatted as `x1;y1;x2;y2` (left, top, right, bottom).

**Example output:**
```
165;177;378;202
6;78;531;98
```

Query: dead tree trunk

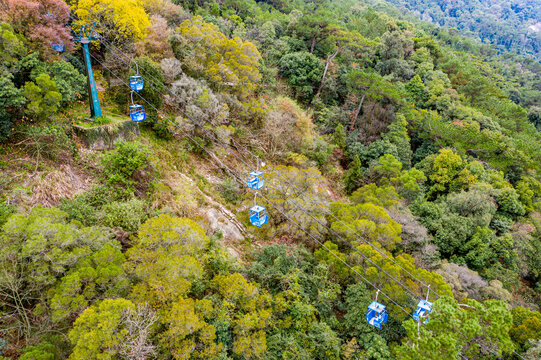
349;93;365;131
316;48;340;97
310;35;317;53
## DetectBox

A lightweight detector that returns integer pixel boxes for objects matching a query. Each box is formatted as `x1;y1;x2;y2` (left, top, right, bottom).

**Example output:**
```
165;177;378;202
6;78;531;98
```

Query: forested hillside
384;0;541;58
0;0;540;359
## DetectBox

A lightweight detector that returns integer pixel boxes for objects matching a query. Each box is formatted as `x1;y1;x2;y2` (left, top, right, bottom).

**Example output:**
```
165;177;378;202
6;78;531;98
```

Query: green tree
279;51;323;102
0;22;27;65
49;61;86;106
127;214;210;305
394;297;514;359
23;73;61;120
527;106;541;131
370;154;426;200
49;242;129;323
0;207;112;340
315;241;350;282
211;273;272;359
160;298;221;360
351;184;402;209
69;299;157;360
0;73;25;141
292;10;332;53
344;155;364;194
496;188;526;220
418;148;470;198
330;201;402;251
20;341;60;360
0;23;27;141
510;306;541;352
405;74;429;106
382;113;412;167
347;69;401;130
332;123;346;150
306;322;341;360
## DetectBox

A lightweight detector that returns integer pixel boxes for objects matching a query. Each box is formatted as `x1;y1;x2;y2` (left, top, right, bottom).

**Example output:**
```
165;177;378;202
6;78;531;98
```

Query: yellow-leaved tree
127;214;209;306
330;201;403;251
171;16;262;97
211;273;272;359
75;0;150;43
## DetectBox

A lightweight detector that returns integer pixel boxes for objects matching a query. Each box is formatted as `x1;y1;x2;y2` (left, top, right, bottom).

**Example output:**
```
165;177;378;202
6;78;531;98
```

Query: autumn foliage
1;0;72;55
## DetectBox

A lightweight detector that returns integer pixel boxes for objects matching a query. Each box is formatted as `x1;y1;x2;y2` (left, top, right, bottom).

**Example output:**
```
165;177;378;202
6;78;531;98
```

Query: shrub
103;142;151;196
18;125;70;162
0;202;15;228
59;196;97;226
264;96;315;157
220;178;241;204
497;188;526;220
169;74;229;130
160;57;183;84
306;135;334;171
98;199;149;233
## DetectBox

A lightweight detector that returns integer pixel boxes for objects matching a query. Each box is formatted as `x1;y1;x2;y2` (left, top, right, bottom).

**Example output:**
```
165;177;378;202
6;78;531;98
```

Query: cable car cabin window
130;75;144;91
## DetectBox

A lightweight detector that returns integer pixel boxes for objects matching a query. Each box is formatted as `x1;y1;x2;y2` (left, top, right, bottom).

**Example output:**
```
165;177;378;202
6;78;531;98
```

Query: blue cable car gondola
247;171;264;190
413;299;433;323
249;205;268;227
129;104;147;122
130;75;144;91
367;299;388;329
52;42;65;53
44;11;54;20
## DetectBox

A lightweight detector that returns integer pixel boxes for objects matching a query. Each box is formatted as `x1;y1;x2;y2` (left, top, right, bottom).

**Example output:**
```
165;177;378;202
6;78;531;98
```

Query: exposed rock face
205;207;244;242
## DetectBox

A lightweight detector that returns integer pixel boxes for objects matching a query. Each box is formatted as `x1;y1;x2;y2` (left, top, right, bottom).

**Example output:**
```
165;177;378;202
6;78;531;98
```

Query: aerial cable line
96;38;259;168
97;37;265;165
95;38;435;297
90;52;414;317
97;37;441;301
88;30;521;360
94;48;492;357
264;166;443;299
95;37;443;310
93;47;424;307
91;46;521;360
92;52;425;319
88;53;245;183
70;14;521;360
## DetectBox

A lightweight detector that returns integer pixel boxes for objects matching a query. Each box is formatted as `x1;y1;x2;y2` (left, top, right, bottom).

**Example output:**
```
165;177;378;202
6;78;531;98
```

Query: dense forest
384;0;541;58
0;0;540;359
